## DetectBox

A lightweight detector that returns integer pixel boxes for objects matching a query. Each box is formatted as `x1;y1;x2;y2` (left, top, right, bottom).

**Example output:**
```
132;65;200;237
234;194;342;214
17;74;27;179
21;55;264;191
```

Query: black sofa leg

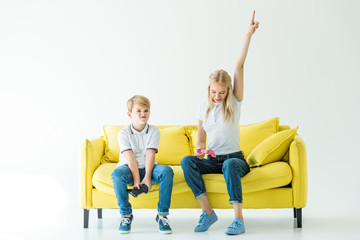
84;209;89;228
98;208;102;219
295;208;302;228
293;208;297;218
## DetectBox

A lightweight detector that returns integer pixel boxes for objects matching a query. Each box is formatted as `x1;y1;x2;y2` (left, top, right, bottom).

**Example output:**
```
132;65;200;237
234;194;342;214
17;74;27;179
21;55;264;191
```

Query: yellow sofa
80;117;307;228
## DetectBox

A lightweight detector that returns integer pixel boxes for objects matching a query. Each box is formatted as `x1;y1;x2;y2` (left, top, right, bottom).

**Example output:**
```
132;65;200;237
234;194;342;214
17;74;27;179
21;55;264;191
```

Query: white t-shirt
117;124;160;169
197;97;242;155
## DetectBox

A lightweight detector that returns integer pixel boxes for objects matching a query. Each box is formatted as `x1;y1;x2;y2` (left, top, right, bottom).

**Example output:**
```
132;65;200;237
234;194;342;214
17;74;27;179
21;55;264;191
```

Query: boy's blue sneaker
119;215;133;233
155;215;172;234
194;211;218;232
225;217;245;235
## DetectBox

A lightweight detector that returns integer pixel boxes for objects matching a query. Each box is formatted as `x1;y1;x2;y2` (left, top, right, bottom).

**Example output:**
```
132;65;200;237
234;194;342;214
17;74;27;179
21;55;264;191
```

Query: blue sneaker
194;211;218;232
119;215;133;233
225;217;245;235
155;215;172;234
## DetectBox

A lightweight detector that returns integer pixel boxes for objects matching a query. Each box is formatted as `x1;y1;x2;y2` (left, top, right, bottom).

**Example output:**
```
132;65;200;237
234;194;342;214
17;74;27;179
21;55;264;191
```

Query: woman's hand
248;10;259;36
195;147;205;160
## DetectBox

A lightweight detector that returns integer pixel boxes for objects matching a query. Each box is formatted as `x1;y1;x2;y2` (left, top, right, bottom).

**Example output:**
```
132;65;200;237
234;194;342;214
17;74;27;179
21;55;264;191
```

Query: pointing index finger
251;10;255;24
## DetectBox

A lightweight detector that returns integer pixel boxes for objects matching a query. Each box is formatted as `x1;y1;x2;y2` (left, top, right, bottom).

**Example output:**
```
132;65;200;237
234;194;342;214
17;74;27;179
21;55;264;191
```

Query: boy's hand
133;182;140;190
140;178;152;192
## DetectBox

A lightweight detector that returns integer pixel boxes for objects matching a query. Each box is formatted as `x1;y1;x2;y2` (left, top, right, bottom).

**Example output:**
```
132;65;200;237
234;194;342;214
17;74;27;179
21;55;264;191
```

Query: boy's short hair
127;95;151;112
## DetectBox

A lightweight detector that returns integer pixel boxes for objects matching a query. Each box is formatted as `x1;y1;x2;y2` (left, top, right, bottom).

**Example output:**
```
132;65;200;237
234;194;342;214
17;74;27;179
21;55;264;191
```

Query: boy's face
127;104;150;125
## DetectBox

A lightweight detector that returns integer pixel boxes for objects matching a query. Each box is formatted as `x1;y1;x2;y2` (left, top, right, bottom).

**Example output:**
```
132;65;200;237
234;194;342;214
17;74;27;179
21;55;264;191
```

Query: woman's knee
181;155;196;167
223;158;249;175
223;158;238;169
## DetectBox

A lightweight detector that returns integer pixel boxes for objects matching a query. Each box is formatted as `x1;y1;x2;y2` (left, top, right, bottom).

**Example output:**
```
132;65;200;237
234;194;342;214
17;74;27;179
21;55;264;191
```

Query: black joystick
126;184;149;198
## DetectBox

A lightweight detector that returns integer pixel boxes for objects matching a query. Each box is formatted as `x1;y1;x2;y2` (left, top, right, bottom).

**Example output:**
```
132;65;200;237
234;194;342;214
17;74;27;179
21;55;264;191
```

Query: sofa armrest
289;135;308;208
80;137;105;209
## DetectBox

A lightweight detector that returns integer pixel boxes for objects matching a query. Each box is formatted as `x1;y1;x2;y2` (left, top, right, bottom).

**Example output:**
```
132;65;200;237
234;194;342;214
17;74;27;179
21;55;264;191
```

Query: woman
181;11;259;235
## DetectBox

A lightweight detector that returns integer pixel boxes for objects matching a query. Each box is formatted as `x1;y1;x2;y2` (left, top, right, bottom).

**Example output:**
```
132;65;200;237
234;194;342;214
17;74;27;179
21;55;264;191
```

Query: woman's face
210;82;228;103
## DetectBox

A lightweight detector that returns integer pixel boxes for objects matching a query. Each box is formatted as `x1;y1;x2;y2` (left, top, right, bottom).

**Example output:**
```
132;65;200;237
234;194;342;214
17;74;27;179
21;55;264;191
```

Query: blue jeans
181;151;250;203
111;164;174;216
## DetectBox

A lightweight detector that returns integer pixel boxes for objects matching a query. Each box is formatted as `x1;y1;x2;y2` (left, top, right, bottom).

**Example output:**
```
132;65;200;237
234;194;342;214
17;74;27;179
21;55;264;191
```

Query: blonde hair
205;69;235;124
127;95;151;112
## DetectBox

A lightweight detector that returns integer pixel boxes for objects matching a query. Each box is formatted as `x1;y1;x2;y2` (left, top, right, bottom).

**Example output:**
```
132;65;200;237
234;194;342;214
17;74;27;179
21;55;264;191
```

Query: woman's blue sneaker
155;215;172;234
225;217;245;235
194;211;218;232
119;215;133;233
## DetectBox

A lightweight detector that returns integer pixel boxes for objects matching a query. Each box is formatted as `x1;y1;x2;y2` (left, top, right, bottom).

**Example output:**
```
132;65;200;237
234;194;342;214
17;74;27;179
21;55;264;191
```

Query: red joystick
196;148;216;158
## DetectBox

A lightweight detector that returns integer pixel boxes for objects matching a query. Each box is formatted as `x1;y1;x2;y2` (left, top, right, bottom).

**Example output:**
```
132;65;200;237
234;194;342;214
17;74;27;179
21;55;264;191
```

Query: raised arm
233;10;259;102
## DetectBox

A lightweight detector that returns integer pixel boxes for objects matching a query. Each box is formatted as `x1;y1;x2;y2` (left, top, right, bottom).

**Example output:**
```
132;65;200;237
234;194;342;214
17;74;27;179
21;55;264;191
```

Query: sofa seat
204;161;292;194
92;164;187;196
92;161;292;198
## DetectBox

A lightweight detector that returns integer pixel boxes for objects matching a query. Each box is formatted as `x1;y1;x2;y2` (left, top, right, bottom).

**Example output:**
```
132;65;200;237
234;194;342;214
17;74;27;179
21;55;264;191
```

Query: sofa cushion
101;125;190;165
186;117;279;159
92;163;117;195
202;161;292;194
240;117;279;159
101;125;125;163
93;161;292;196
156;126;191;165
247;127;298;167
92;164;186;195
185;125;207;154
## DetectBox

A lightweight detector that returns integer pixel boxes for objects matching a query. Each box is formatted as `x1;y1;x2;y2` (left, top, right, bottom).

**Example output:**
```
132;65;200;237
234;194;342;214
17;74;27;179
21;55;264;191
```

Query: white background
1;0;360;235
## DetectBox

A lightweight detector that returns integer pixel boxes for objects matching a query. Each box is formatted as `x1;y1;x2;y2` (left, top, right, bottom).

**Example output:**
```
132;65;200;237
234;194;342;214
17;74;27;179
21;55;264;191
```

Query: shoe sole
225;230;245;235
119;230;130;234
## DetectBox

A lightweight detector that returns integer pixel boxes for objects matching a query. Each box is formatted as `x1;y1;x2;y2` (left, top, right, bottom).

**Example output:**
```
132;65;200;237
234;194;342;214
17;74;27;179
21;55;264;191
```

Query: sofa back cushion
240;117;280;159
101;125;191;165
101;117;281;164
101;125;125;163
185;125;205;155
156;126;191;165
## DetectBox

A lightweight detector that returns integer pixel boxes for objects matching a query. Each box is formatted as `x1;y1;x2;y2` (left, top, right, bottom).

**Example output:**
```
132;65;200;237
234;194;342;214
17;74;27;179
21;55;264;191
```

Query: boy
111;95;174;234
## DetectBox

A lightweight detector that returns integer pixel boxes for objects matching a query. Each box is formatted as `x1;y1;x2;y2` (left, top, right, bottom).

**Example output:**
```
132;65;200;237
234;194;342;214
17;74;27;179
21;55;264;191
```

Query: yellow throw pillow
247;127;298;167
156;126;191;165
101;125;125;163
240;117;279;159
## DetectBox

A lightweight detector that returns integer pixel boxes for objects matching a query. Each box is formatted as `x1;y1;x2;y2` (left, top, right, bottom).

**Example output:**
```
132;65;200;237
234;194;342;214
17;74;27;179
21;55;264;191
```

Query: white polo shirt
197;97;242;155
117;124;160;169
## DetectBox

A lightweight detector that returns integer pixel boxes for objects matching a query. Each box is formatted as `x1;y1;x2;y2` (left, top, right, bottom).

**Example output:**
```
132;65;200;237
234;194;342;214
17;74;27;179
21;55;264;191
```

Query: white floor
1;208;359;240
